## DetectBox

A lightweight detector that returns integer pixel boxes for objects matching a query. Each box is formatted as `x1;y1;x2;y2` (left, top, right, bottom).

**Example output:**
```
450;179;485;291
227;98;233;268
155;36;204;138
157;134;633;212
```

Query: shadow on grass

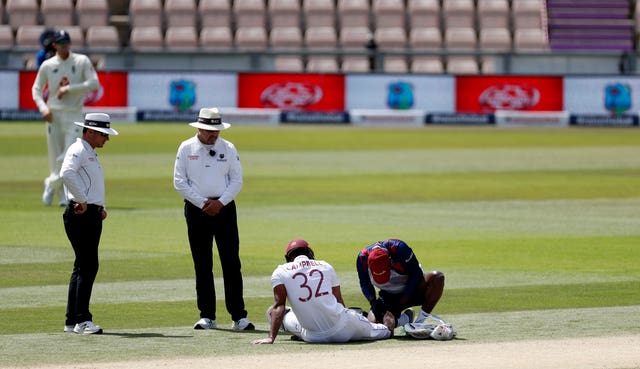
103;332;192;339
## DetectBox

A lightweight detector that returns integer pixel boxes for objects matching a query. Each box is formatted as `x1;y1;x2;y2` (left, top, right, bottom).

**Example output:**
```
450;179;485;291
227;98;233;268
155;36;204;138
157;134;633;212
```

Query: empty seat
234;0;266;28
512;0;543;30
165;0;197;28
442;0;475;29
306;56;339;72
477;0;510;29
274;55;304;72
407;0;440;29
268;0;301;28
86;25;120;51
305;26;337;49
200;26;233;50
410;56;444;73
41;0;74;27
479;27;511;51
383;57;408;73
165;26;199;51
444;27;477;50
339;26;371;49
447;56;479;74
6;0;39;29
76;0;110;30
130;0;163;28
375;27;407;50
338;0;370;28
341;56;370;72
15;25;45;49
409;27;442;49
514;28;548;51
270;26;303;49
64;26;85;48
235;26;268;51
130;26;164;51
199;0;232;28
303;0;335;28
372;0;406;29
0;25;15;49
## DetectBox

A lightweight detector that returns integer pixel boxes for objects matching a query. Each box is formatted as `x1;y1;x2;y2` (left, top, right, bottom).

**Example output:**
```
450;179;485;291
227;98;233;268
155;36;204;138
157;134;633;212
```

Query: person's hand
56;85;70;99
42;109;52;122
251;337;275;345
73;202;87;215
202;198;223;216
101;209;107;220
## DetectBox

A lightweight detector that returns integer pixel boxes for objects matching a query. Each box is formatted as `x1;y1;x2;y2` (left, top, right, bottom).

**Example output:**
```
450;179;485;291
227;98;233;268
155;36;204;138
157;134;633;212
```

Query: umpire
173;107;254;331
60;113;118;334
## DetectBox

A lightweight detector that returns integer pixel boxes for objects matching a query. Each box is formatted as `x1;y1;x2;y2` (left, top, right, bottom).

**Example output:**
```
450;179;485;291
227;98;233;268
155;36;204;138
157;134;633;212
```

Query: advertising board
564;77;640;115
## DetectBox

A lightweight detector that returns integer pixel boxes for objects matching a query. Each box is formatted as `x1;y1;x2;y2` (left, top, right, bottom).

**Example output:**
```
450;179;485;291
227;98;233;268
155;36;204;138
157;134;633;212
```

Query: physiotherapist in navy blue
60;112;118;334
173;107;254;331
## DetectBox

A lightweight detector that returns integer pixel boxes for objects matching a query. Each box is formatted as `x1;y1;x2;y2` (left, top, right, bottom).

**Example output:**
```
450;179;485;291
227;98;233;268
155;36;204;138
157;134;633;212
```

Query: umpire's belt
69;200;104;213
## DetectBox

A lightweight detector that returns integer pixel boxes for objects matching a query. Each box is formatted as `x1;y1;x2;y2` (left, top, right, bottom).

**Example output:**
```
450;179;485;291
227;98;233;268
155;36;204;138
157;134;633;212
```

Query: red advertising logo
19;71;128;109
456;76;563;113
238;73;345;111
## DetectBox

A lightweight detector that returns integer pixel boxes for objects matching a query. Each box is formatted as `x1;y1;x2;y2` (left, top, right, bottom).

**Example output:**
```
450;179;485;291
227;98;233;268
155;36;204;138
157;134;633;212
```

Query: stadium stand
235;26;268;51
302;0;336;29
199;0;232;29
477;0;510;29
442;0;476;29
407;0;440;29
165;26;199;51
274;55;305;72
41;0;74;28
234;0;266;28
15;24;44;49
86;25;120;50
164;0;197;28
374;27;409;73
410;56;445;73
268;0;301;29
6;0;39;29
372;0;406;29
200;26;234;50
341;56;370;73
129;0;163;28
130;26;164;51
76;0;110;30
0;24;14;49
409;26;442;49
338;0;371;29
305;26;338;49
306;55;339;72
512;0;545;30
514;27;549;51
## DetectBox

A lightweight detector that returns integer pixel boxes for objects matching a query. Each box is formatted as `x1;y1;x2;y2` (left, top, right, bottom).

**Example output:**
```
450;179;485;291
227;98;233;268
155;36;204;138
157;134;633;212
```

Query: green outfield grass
0;122;639;367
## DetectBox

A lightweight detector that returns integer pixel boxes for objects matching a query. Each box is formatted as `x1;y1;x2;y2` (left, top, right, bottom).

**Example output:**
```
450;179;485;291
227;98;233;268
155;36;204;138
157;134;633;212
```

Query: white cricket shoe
64;325;74;333
73;321;103;334
231;318;255;331
42;179;54;206
193;318;216;330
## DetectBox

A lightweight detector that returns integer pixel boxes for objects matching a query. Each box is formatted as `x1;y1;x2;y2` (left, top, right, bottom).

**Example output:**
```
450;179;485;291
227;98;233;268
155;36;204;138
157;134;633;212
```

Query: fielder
252;239;395;344
32;29;100;206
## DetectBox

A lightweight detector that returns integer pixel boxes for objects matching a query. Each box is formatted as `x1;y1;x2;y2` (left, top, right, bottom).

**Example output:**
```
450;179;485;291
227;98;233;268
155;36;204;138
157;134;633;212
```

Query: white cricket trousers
45;109;83;201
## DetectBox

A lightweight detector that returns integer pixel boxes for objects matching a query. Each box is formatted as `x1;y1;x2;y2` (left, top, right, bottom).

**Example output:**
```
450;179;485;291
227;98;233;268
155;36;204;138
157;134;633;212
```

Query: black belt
69;200;104;212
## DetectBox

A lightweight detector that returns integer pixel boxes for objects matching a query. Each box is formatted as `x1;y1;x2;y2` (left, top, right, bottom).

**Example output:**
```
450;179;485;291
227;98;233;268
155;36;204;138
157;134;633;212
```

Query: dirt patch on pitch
39;334;640;369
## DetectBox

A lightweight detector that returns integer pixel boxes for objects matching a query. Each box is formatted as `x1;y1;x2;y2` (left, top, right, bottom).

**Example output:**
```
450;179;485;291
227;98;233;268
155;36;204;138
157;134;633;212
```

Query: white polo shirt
173;134;243;208
60;138;105;206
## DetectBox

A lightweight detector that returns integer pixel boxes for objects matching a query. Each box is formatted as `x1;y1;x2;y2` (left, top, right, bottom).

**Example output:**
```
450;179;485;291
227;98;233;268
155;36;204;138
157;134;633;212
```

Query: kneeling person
252;239;395;344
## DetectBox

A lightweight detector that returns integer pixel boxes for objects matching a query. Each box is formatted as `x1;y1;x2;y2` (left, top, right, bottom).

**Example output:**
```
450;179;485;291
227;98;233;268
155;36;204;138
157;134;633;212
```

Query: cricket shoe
42;179;54;206
397;308;414;327
73;321;103;334
231;318;255;331
64;325;75;333
194;318;216;330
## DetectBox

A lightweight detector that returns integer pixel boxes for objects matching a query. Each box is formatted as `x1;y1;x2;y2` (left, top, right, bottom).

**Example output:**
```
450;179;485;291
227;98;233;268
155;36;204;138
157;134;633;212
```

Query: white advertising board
128;72;237;110
346;75;455;111
0;71;18;109
564;77;640;115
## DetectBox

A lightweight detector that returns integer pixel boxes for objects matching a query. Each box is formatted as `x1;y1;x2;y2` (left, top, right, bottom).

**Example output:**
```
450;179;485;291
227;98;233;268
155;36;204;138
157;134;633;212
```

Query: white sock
397;312;410;326
415;309;430;323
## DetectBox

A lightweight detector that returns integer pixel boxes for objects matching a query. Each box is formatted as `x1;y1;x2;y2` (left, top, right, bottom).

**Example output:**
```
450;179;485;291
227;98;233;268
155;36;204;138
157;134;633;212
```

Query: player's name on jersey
286;259;325;270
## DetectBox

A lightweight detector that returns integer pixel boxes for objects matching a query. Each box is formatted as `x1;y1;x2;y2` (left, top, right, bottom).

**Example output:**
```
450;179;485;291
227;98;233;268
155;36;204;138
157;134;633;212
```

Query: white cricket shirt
60;138;106;206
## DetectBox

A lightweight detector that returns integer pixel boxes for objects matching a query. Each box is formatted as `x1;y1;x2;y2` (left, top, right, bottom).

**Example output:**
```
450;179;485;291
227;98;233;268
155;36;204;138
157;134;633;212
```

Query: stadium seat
15;25;45;49
305;26;338;49
442;0;476;29
274;55;305;72
86;25;120;51
372;0;406;29
270;26;303;49
302;0;336;28
407;0;440;29
268;0;301;29
445;27;477;50
410;56;444;73
341;56;370;72
235;26;268;51
514;28;548;51
339;26;371;49
446;56;479;74
199;0;232;28
165;0;197;28
479;27;511;51
200;26;233;50
234;0;266;29
129;0;163;28
338;0;370;29
409;27;442;49
76;0;110;30
512;0;544;30
306;55;339;72
41;0;74;27
130;26;164;51
477;0;510;29
64;26;85;48
165;26;199;51
375;27;407;50
0;25;15;49
6;0;39;29
382;57;408;73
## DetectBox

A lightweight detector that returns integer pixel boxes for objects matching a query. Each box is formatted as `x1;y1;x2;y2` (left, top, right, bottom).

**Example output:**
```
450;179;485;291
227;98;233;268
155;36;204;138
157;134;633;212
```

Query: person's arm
60;144;88;212
31;65;51;119
173;142;207;208
67;55;99;94
356;252;377;304
332;285;344;306
252;284;287;345
395;245;424;301
218;143;243;206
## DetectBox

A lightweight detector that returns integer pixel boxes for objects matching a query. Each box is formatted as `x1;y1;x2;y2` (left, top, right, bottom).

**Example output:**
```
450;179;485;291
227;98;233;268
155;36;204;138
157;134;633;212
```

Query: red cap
368;247;391;284
285;239;310;257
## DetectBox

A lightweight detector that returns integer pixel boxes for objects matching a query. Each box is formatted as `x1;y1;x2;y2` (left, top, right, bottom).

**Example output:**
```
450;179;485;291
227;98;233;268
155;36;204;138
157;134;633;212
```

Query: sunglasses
96;131;109;137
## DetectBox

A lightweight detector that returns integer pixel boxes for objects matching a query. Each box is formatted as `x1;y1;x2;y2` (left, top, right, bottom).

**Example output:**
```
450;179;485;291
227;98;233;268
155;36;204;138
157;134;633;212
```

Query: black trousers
63;203;103;325
184;200;247;322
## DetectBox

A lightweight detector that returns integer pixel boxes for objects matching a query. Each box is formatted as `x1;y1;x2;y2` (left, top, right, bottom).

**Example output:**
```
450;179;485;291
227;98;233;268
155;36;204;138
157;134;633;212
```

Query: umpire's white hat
189;107;231;131
74;113;119;135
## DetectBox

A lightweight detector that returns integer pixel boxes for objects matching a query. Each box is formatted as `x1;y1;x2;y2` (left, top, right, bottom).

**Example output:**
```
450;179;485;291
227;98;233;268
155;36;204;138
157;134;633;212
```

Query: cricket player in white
252;239;394;344
32;29;100;206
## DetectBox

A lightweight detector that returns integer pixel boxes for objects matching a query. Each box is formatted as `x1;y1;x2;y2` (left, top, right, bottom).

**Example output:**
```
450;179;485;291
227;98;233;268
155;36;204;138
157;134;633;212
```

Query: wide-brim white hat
188;107;231;131
74;113;119;135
